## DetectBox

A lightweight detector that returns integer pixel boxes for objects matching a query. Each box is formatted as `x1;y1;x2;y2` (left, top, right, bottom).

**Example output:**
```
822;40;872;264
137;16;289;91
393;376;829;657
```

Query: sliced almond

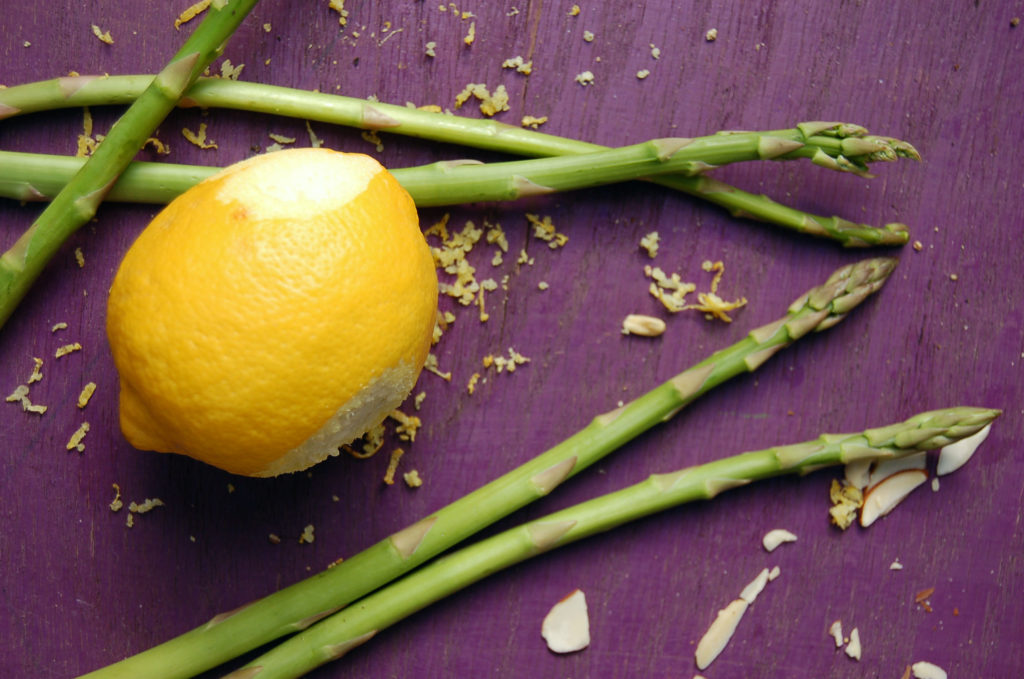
867;451;926;488
621;314;666;337
694;598;748;670
860;469;928;527
767;565;781;581
739;568;770;604
762;528;797;552
828;619;843;648
911;661;948;679
937;423;991;476
541;589;590;654
844;627;861;660
844;459;872;489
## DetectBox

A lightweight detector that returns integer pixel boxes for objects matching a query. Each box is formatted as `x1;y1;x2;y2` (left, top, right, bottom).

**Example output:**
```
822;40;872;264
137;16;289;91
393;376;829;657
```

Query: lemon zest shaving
78;382;97;409
388;409;422;442
76;108;99;158
453;83;510;117
182;123;218;149
6;383;47;414
424;353;452;381
27;357;44;384
328;0;349;27
526;213;568;248
680;260;748;322
383;448;405;485
66;422;90;452
91;25;114;44
175;0;211;30
143;137;170;154
109;484;123;512
360;129;384;152
55;343;82;358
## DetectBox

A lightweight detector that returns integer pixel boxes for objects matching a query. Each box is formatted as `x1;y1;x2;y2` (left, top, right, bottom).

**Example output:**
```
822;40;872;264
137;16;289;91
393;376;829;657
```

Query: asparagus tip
880;406;1002;451
839;222;910;248
790;256;898;319
861;136;922;163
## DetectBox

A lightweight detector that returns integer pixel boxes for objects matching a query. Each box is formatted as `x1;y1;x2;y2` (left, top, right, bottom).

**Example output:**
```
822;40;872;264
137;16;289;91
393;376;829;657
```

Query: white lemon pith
106;148;439;477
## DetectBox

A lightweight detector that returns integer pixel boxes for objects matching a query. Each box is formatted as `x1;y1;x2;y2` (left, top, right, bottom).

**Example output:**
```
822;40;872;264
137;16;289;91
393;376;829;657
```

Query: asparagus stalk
0;77;918;169
0;122;912;209
78;257;897;679
0;1;260;329
0;75;914;246
681;174;908;246
0;153;908;248
229;406;1001;679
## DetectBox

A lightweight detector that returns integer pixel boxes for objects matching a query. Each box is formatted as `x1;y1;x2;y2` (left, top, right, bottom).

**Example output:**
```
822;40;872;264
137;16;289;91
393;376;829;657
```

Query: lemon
106;148;438;477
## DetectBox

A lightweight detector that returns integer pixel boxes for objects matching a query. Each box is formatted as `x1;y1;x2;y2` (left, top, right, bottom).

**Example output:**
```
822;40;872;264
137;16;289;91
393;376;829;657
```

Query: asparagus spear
0;77;918;169
229;406;1000;679
0;75;914;246
0;154;908;248
0;122;911;208
681;173;908;246
78;257;897;679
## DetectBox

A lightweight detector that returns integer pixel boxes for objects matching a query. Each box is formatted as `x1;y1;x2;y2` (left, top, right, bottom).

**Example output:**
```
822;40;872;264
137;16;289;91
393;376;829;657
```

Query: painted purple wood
1;2;1021;677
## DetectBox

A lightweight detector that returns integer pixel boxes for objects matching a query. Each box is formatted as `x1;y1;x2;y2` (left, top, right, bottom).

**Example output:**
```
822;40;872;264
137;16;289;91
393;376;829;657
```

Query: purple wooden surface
1;2;1022;677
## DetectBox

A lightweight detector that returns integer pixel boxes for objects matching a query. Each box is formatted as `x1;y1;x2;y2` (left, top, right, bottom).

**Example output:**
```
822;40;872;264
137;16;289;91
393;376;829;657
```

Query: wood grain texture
1;1;1021;677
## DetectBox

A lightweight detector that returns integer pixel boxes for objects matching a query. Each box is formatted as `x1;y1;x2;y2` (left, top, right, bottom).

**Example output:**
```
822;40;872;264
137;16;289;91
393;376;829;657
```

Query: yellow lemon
106;148;438;477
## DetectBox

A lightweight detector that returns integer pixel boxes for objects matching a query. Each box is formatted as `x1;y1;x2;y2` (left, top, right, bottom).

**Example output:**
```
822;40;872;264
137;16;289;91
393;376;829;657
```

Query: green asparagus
78;257;897;679
0;122;912;208
229;406;1000;678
